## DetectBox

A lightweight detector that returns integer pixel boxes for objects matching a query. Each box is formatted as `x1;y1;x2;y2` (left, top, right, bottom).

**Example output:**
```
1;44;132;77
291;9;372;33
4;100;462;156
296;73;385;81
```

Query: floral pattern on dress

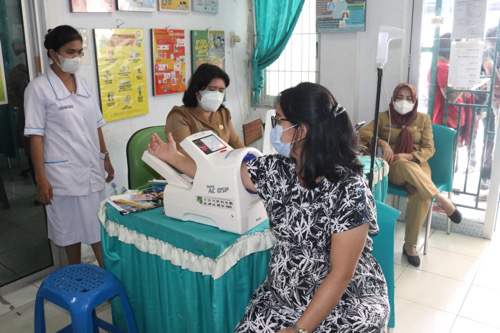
235;155;389;333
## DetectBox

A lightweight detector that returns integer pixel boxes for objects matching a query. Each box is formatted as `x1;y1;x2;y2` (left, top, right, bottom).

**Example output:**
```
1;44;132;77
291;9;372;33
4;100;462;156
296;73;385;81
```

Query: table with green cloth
98;202;276;333
359;155;389;202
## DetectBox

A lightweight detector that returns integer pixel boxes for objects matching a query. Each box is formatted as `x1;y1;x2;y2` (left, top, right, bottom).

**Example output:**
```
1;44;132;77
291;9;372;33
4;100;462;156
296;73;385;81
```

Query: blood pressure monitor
142;131;268;234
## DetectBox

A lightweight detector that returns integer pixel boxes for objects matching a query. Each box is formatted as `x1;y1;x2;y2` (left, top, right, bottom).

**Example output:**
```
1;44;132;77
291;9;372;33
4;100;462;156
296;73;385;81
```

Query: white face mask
198;91;224;112
393;100;415;115
55;53;81;74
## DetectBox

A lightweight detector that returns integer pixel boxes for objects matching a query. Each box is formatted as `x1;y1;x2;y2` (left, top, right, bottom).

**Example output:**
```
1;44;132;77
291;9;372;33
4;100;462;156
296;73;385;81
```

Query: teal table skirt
359;156;389;202
99;202;275;333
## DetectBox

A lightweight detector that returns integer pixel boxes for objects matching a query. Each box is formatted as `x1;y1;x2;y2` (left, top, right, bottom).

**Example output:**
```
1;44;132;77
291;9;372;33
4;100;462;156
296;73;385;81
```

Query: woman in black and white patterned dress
147;82;389;333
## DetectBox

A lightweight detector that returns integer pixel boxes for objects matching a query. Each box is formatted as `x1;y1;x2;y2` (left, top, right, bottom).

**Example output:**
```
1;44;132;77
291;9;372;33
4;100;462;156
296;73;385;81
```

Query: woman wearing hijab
359;83;461;267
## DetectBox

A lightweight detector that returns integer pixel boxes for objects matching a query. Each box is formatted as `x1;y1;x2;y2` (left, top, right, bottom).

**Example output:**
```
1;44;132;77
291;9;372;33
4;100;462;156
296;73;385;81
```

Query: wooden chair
242;118;263;146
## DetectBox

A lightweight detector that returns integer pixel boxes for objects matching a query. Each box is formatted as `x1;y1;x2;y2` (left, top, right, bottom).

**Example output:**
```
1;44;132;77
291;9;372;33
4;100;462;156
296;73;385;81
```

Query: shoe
480;179;490;190
403;246;421;267
448;207;462;224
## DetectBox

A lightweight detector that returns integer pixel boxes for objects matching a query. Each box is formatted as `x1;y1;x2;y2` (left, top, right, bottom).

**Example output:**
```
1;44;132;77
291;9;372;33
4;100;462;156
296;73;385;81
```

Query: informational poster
316;0;366;33
191;30;225;72
70;0;115;12
151;29;187;95
158;0;190;12
94;29;149;122
117;0;156;11
452;0;487;39
192;0;218;14
0;42;7;105
448;40;484;89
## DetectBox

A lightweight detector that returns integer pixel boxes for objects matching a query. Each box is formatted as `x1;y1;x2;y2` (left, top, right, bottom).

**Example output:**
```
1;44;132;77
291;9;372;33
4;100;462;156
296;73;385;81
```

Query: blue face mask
270;123;298;157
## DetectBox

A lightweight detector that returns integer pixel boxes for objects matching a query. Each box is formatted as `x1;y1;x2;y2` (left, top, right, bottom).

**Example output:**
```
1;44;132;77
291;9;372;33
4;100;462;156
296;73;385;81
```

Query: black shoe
403;246;421;267
448;208;462;224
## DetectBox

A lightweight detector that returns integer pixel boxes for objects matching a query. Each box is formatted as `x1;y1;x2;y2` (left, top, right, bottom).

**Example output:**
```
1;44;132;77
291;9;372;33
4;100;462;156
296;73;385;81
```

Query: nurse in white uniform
24;25;114;267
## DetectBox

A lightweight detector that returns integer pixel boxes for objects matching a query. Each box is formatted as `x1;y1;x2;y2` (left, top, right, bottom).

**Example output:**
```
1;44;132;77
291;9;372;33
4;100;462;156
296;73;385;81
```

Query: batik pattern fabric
235;155;389;333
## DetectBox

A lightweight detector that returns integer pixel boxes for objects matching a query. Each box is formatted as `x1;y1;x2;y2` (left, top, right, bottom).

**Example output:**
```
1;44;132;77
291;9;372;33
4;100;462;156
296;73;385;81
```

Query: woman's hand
276;329;294;333
148;132;177;162
36;176;53;205
392;153;413;162
104;155;114;182
378;140;394;163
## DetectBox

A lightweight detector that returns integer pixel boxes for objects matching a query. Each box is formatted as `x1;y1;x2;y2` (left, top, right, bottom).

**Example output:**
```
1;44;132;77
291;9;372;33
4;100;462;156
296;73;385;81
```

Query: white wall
37;0;415;193
319;0;414;125
39;0;251;193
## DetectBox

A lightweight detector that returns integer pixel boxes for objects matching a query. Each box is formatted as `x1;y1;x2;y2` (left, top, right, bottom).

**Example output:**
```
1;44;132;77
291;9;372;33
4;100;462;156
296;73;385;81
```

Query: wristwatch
289;324;309;333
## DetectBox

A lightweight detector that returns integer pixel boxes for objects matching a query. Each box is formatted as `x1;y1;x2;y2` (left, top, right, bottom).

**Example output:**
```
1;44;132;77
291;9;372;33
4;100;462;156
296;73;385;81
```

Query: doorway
0;0;56;289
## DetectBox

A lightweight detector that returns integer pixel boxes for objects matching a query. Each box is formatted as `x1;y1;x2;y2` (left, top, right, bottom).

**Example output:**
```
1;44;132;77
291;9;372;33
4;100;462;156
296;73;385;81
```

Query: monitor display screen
192;134;226;155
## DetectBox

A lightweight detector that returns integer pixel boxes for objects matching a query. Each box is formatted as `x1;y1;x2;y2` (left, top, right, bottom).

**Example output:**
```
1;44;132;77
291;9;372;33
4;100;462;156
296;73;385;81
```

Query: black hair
44;25;82;59
182;64;230;108
486;26;498;44
277;82;363;189
439;32;452;59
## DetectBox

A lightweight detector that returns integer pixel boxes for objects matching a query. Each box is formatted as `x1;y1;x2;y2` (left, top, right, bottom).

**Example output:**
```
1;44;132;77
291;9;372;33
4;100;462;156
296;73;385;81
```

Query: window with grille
254;0;319;107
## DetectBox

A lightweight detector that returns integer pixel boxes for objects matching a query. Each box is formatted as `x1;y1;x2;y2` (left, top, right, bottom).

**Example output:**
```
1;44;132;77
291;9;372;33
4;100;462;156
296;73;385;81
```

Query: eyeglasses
270;115;289;128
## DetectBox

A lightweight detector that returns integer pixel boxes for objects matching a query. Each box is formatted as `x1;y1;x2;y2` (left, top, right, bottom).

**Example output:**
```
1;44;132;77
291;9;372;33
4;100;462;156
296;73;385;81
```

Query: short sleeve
24;81;46;137
326;173;378;236
246;154;293;205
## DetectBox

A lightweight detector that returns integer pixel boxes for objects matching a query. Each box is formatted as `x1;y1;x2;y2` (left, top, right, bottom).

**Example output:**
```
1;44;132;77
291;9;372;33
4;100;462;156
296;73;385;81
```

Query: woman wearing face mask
149;82;390;333
165;63;244;156
24;25;114;267
359;83;461;267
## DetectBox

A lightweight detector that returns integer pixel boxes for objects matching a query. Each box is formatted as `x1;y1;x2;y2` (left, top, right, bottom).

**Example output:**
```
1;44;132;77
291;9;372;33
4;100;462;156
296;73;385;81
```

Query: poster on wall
151;29;187;96
452;0;487;39
191;30;225;72
94;29;149;122
0;42;7;105
70;0;115;12
158;0;190;12
192;0;218;14
117;0;156;11
316;0;366;33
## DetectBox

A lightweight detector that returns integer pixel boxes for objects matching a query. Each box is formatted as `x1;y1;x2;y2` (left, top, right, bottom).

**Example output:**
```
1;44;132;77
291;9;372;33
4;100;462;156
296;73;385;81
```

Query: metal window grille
254;0;319;107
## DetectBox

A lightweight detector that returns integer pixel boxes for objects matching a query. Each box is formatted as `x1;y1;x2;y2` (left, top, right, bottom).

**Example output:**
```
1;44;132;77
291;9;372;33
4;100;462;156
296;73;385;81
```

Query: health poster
151;29;187;96
94;29;149;122
158;0;190;12
117;0;156;11
0;43;7;105
192;0;218;14
70;0;115;12
316;0;366;33
191;30;225;72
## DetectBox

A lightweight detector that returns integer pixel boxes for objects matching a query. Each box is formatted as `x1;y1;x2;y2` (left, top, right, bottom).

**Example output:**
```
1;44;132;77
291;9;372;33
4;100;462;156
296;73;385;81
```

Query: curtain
252;0;305;103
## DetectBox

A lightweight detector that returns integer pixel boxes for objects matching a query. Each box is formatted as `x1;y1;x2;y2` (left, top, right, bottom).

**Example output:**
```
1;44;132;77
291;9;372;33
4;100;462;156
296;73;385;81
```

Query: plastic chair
127;126;167;189
35;263;138;333
372;200;400;330
386;124;457;255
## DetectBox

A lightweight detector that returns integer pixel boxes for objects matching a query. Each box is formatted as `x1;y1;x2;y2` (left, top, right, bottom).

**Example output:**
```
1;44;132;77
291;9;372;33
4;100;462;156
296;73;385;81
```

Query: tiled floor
0;221;498;332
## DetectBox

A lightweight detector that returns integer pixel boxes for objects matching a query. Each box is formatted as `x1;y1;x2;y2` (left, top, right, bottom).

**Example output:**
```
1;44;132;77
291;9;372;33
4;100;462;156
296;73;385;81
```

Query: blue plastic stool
34;263;138;333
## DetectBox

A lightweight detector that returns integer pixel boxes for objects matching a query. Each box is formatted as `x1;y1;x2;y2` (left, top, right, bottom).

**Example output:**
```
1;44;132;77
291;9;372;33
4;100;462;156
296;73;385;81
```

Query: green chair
126;126;167;189
386;124;457;255
372;200;399;331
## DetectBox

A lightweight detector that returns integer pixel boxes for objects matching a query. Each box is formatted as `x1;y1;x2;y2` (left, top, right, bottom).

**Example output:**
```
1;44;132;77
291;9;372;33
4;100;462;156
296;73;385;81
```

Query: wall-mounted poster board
158;0;190;12
70;0;115;12
151;29;187;96
117;0;156;11
316;0;366;33
191;30;225;72
192;0;218;14
94;29;149;122
0;42;7;105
